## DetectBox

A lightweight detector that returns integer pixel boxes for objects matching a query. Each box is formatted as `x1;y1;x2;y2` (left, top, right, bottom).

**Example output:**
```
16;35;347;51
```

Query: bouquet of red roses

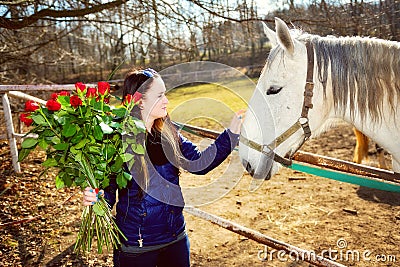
19;82;145;253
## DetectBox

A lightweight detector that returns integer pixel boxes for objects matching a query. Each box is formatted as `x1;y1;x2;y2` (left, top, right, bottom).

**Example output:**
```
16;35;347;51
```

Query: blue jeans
113;236;190;267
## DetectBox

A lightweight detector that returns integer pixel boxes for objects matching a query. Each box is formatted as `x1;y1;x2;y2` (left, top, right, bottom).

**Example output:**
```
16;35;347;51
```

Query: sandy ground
0;122;399;267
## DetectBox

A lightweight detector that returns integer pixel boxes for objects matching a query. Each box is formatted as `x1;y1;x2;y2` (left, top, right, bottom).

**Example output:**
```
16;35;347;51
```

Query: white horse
239;17;400;180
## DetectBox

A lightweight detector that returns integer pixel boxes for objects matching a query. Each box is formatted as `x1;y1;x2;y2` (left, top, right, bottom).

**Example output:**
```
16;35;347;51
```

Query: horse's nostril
244;160;255;176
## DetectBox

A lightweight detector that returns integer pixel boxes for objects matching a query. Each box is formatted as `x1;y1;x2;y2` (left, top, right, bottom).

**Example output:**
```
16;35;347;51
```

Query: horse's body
239;18;400;179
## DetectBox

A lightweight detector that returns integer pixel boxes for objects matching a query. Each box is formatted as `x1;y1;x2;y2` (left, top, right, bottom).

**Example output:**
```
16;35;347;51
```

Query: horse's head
239;18;314;179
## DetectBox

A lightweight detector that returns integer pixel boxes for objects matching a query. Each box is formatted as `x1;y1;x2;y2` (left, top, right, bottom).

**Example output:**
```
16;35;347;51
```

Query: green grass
166;78;257;130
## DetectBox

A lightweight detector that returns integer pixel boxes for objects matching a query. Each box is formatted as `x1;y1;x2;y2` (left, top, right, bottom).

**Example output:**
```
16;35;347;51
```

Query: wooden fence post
2;93;21;173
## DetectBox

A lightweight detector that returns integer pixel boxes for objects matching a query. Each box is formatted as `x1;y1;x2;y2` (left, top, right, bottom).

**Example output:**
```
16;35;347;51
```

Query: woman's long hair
122;68;182;197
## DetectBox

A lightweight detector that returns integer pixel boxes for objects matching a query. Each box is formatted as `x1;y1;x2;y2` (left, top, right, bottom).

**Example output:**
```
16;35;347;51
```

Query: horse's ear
262;22;277;47
274;17;294;55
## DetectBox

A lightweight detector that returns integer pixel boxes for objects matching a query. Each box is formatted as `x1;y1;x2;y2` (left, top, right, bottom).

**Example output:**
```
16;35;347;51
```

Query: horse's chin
241;156;275;180
252;170;272;180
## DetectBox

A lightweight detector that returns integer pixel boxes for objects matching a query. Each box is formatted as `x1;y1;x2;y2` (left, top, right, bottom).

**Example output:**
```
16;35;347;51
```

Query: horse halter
240;40;315;167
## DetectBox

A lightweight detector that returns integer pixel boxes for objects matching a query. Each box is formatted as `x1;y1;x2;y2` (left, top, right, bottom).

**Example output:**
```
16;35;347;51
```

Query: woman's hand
82;187;104;206
228;110;245;134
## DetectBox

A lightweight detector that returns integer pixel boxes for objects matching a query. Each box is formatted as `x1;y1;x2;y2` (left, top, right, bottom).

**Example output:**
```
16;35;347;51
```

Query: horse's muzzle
242;159;272;180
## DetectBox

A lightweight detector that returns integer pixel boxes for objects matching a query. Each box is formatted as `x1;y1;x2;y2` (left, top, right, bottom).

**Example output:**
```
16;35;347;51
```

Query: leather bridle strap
240;40;315;167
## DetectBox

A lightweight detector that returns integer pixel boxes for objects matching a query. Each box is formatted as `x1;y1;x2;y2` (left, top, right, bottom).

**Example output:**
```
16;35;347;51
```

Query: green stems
74;153;127;254
74;196;127;254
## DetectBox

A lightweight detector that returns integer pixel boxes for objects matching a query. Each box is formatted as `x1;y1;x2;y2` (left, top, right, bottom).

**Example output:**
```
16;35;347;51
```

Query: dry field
0;120;399;267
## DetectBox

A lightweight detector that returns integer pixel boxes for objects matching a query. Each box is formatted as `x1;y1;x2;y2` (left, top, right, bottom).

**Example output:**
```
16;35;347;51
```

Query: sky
254;0;351;14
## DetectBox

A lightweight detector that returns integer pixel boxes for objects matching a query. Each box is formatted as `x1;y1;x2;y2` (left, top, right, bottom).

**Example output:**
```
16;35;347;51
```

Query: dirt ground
0;122;399;267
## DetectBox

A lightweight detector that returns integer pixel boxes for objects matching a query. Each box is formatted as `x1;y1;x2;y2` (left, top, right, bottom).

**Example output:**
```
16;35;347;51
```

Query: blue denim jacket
105;129;239;247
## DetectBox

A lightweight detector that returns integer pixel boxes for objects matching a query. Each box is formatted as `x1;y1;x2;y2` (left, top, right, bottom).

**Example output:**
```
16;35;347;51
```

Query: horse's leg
392;158;400;173
375;144;388;169
353;128;369;164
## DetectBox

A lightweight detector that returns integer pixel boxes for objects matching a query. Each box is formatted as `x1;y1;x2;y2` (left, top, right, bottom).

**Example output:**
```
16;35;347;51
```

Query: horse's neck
312;83;400;163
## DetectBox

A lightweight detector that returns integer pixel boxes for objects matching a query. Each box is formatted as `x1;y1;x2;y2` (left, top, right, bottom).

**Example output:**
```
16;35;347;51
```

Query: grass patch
167;78;257;130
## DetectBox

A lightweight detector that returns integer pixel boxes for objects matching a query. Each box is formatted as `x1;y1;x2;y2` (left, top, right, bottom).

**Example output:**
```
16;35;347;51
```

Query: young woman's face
141;77;169;122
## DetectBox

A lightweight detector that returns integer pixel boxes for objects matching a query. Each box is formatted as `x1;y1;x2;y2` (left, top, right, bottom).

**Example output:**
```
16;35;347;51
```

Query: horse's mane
296;33;400;123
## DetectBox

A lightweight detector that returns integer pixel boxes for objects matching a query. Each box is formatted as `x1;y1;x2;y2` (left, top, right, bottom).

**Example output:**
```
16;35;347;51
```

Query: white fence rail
1;92;46;173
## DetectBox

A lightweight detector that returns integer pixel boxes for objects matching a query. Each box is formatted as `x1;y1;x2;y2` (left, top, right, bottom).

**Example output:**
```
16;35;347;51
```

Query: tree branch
0;0;128;29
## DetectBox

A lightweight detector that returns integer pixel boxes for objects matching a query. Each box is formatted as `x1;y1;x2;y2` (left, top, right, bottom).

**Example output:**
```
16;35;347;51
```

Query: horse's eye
266;86;283;95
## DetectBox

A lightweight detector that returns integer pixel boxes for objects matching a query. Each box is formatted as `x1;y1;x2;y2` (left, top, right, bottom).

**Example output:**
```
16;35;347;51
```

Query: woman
83;68;243;267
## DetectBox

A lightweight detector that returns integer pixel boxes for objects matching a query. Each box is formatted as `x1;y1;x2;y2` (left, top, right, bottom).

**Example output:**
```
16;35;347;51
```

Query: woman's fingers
228;110;246;134
82;187;104;206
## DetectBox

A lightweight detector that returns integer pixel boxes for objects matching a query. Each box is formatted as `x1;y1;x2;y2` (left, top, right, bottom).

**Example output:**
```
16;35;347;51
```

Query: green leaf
115;172;132;189
57;95;70;107
121;153;134;162
74;138;88;149
102;178;110;188
112;107;127;118
88;134;96;144
42;158;58;167
110;121;121;129
131;144;145;154
110;156;123;172
93;202;106;216
123;171;132;181
103;145;116;160
51;136;60;144
42;129;54;137
75;151;82;162
18;148;32;162
93;125;103;140
70;146;78;155
125;137;137;145
88;145;101;154
70;130;83;144
55;175;65;189
97;162;107;171
127;158;135;170
38;138;49;150
54;143;68;150
101;115;112;124
116;173;128;189
94;170;105;178
62;124;76;137
99;122;113;134
93;101;103;111
21;138;38;148
103;105;111;112
75;174;86;187
31;114;47;125
54;111;69;124
57;171;73;187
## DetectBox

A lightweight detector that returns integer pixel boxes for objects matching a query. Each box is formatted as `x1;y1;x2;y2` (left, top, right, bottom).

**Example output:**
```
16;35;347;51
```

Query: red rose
25;100;39;112
70;95;83;108
51;93;59;100
75;82;86;93
86;87;97;98
20;113;33;127
132;92;142;103
97;82;110;96
46;99;61;111
59;91;70;96
123;94;133;105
